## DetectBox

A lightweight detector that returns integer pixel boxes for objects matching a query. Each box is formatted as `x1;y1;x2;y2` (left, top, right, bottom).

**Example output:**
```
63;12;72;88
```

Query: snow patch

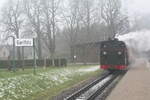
0;65;99;100
78;66;99;72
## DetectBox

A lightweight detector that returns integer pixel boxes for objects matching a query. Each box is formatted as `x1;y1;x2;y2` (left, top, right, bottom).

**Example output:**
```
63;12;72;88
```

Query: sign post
33;38;36;75
15;39;36;74
22;47;24;70
13;37;16;72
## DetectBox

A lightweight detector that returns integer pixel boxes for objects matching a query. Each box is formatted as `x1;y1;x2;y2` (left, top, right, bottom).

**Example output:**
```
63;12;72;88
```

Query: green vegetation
29;69;101;100
0;67;58;78
0;65;101;100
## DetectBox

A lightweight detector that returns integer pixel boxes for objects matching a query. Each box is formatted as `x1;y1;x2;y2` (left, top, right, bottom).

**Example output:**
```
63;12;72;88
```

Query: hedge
0;59;67;69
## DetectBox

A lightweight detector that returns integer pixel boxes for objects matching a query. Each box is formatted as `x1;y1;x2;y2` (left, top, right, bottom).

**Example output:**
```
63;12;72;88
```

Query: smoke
116;30;150;65
117;30;150;52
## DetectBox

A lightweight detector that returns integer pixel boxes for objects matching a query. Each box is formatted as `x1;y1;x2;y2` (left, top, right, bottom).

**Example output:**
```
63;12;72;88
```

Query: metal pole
44;58;46;69
13;37;16;72
22;46;24;70
33;38;36;75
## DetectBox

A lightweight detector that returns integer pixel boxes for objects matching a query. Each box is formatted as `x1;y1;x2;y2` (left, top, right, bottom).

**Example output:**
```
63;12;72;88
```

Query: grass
27;70;101;100
0;65;101;100
0;67;57;78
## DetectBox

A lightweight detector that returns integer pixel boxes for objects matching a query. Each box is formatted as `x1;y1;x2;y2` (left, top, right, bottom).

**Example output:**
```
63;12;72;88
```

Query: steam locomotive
100;38;129;71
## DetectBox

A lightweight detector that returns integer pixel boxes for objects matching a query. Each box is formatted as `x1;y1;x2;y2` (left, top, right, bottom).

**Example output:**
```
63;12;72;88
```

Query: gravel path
106;58;150;100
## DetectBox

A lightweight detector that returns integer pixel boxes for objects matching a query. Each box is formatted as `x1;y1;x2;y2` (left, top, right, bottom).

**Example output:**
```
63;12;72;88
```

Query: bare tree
1;0;24;60
23;0;43;59
62;0;82;62
79;0;96;42
101;0;129;38
117;16;130;35
41;0;61;59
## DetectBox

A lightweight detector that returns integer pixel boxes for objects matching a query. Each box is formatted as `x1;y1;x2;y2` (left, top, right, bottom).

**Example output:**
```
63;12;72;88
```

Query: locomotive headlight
103;45;107;48
118;51;122;55
103;51;107;55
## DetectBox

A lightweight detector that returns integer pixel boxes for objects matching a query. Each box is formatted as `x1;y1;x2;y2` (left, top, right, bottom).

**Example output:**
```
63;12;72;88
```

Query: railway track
64;71;122;100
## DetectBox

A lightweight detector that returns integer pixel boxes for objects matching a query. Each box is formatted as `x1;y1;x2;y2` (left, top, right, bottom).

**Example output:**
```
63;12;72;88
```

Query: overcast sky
124;0;150;15
0;0;150;16
0;0;5;9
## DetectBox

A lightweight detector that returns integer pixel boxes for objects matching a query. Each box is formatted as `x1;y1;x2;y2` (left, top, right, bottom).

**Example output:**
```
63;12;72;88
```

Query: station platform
106;58;150;100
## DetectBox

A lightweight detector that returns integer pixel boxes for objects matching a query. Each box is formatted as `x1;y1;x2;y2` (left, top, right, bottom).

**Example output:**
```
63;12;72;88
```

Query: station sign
15;39;33;47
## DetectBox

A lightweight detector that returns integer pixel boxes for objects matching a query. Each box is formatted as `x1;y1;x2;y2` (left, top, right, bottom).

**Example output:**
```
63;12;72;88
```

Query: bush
0;59;67;69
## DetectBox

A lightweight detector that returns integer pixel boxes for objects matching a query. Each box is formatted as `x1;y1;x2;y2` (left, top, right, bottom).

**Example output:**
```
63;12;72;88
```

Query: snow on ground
78;66;99;72
0;66;99;100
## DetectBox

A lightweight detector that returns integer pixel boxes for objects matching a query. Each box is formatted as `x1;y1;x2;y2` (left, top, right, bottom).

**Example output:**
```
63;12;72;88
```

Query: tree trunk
37;34;42;60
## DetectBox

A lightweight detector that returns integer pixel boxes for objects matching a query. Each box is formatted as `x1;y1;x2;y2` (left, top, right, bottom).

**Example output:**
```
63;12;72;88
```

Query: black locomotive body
100;39;128;71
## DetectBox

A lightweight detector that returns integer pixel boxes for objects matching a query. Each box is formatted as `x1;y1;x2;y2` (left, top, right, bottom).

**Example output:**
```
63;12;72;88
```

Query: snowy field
0;65;99;100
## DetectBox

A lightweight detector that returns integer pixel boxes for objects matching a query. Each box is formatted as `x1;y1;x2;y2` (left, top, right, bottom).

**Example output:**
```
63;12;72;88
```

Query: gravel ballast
52;71;102;100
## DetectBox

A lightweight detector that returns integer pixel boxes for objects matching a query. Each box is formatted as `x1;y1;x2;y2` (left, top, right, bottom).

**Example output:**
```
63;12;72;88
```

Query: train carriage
100;38;129;71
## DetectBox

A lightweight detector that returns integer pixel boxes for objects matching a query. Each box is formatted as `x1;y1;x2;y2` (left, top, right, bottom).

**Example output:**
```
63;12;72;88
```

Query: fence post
33;38;36;74
22;46;25;70
44;58;46;69
12;37;16;72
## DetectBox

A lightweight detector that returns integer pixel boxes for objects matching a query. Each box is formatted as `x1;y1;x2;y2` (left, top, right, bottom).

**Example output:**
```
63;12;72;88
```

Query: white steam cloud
116;30;150;63
117;30;150;53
